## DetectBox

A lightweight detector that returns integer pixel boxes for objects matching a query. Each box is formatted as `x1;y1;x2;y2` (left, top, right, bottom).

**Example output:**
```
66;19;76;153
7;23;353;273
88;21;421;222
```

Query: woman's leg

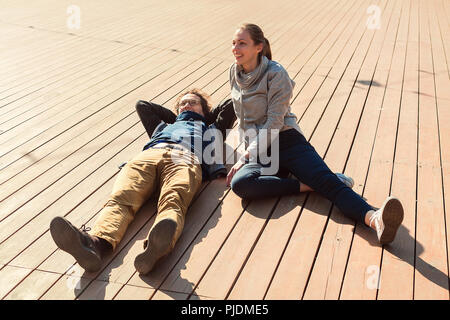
279;130;372;225
230;163;313;199
231;129;403;243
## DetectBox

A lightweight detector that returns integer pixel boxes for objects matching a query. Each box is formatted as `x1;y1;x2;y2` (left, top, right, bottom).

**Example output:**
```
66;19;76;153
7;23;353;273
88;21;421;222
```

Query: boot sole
50;217;102;273
379;197;404;245
134;219;177;275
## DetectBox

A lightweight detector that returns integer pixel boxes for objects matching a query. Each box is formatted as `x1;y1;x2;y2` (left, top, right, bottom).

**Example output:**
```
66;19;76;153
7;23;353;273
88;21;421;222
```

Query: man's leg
134;150;202;274
90;149;164;250
50;149;164;272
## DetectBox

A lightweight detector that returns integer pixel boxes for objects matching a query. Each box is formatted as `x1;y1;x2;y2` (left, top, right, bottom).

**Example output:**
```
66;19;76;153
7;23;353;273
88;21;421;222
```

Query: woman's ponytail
262;37;272;61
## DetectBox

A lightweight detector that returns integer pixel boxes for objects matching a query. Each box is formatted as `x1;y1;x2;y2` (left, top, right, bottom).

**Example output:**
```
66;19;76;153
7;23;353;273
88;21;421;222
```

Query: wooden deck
0;0;449;300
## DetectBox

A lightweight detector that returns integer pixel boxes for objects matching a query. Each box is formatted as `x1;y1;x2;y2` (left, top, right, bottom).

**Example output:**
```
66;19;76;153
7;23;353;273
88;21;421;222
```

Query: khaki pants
90;147;203;250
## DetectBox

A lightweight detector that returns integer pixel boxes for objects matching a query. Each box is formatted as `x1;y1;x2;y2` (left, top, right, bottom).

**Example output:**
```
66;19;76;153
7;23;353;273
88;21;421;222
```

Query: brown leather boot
50;216;112;273
134;219;177;275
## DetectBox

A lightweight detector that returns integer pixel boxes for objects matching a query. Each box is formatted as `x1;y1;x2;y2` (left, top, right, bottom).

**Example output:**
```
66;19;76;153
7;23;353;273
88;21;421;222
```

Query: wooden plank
105;3;326;300
113;285;154;300
0;36;125;93
0;51;203;182
3;269;60;300
37;141;233;298
0;49;191;149
376;0;418;300
188;0;379;300
1;62;232;268
77;280;124;300
226;0;371;300
0;265;31;299
303;11;403;293
0;0;243;156
0;1;165;72
436;0;450;79
0;45;154;129
43;0;320;300
0;43;142;108
152;290;189;300
271;0;342;65
413;0;449;299
181;197;275;299
12;71;241;298
0;2;214;90
0;1;231;102
265;0;394;300
338;0;409;300
432;0;450;297
0;56;220;231
40;273;93;300
1;0;439;301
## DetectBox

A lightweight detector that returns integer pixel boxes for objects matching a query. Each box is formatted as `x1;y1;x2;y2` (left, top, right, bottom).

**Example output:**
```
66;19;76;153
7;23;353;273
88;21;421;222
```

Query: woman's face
232;28;263;69
178;93;204;116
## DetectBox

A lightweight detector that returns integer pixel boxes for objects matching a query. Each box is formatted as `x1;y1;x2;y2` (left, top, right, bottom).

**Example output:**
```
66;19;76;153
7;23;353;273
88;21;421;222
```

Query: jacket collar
175;110;207;123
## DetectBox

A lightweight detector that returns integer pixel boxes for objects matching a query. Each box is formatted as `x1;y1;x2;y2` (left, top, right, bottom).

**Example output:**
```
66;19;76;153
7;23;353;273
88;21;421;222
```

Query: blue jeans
230;129;372;224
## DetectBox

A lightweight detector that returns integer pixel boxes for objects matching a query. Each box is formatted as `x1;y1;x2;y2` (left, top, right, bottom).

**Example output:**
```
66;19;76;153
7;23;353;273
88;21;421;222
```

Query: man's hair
174;88;212;118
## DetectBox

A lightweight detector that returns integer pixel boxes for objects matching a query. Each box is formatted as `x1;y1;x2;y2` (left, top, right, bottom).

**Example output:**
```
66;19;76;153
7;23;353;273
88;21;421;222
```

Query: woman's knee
230;174;259;199
229;163;263;199
311;171;347;198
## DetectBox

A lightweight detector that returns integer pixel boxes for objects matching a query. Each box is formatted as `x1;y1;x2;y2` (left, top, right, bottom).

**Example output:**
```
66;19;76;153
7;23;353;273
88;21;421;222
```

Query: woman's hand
226;159;245;186
226;151;250;186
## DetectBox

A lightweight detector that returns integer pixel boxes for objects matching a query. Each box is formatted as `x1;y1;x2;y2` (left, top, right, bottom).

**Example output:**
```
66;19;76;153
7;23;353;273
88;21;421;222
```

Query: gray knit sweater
229;56;302;156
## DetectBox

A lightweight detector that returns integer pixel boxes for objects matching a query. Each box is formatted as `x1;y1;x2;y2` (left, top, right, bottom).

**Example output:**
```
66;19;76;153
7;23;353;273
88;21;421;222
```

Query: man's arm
207;98;236;137
135;100;177;138
200;99;235;180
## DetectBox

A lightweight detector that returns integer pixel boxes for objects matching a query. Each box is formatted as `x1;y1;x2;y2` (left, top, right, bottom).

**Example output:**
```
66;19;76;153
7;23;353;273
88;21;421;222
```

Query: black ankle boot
91;236;113;259
134;219;177;275
50;216;109;273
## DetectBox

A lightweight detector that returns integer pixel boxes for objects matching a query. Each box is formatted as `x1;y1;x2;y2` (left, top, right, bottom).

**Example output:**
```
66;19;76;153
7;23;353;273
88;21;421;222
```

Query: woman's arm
245;68;294;159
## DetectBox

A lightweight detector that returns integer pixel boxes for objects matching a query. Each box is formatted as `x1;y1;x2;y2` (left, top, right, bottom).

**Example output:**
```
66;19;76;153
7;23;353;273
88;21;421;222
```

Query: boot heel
134;219;177;275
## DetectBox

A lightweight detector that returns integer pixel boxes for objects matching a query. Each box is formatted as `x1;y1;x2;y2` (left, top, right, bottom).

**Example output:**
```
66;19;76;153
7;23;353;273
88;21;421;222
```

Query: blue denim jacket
142;111;226;181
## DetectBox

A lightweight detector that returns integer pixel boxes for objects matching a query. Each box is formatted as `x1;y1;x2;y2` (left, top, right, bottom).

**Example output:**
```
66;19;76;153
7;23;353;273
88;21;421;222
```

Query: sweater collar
235;56;270;89
176;110;207;123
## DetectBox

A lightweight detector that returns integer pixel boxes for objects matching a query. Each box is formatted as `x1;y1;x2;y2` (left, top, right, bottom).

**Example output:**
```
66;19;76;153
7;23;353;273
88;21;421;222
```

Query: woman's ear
256;42;263;54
